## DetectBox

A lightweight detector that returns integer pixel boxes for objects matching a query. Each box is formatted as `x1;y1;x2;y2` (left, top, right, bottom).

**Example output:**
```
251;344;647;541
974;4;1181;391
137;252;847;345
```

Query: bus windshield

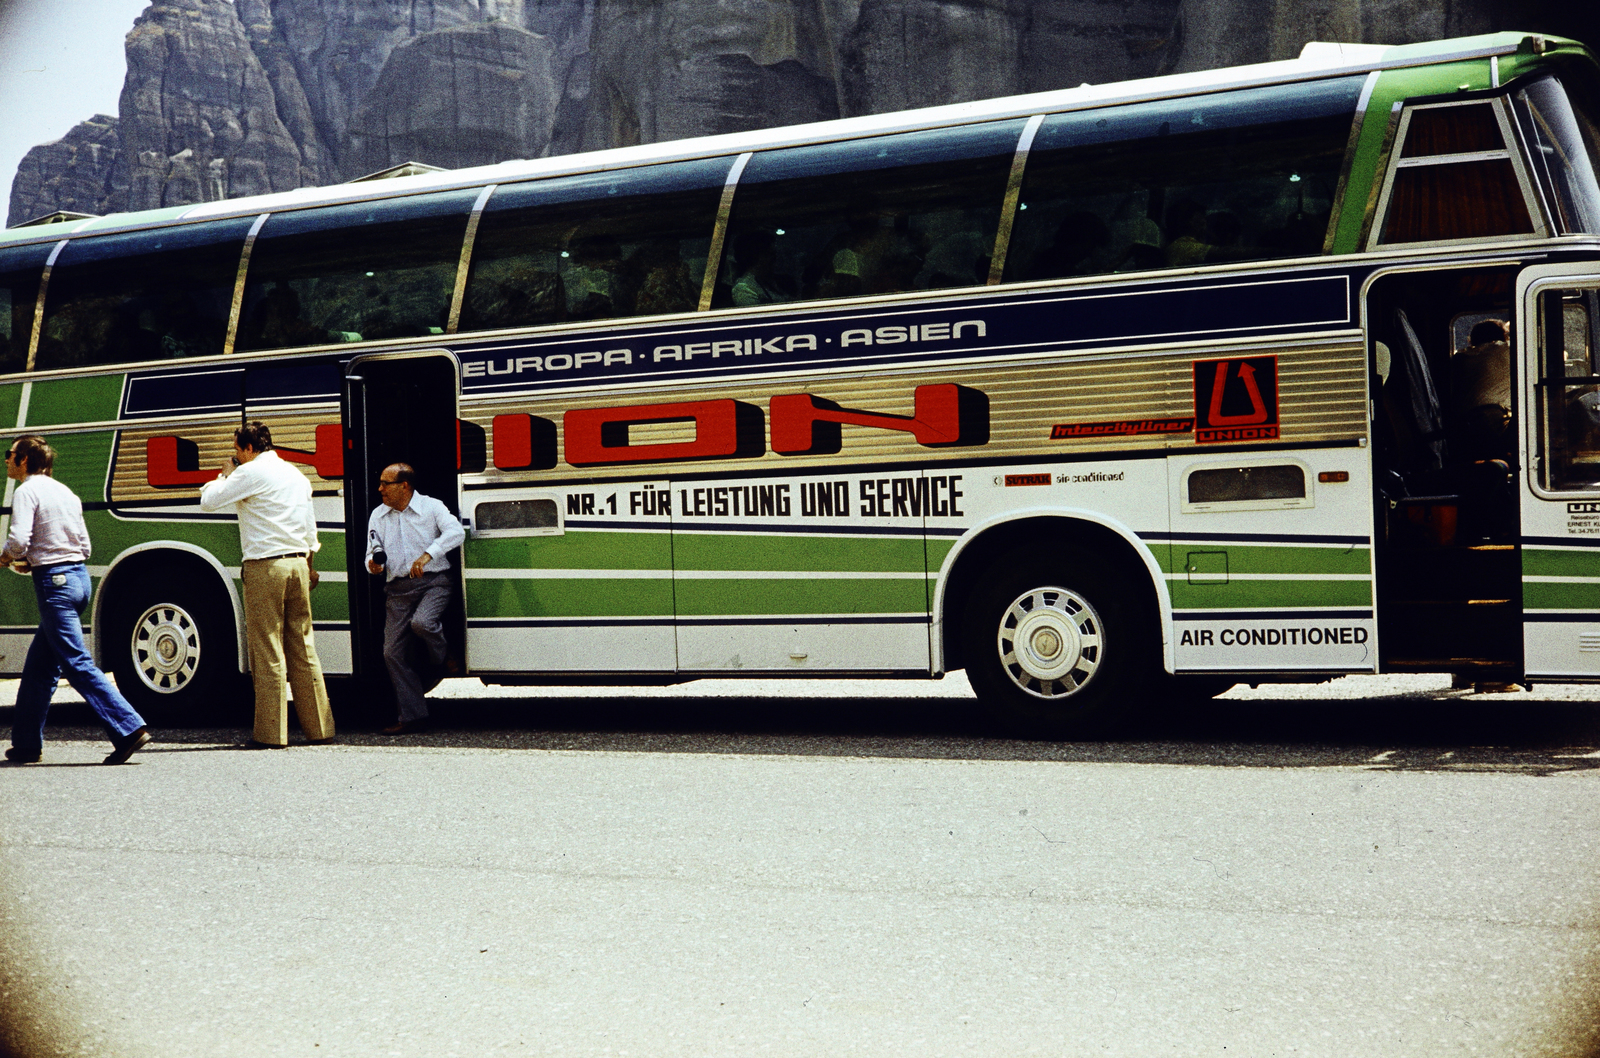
1515;74;1600;234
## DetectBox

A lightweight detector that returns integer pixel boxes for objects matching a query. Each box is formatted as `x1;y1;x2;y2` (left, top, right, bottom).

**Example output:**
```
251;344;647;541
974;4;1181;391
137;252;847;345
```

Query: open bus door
1519;265;1600;680
341;351;468;695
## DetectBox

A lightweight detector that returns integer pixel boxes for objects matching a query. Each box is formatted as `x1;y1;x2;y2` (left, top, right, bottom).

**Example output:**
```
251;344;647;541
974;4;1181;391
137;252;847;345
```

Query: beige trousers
242;556;334;745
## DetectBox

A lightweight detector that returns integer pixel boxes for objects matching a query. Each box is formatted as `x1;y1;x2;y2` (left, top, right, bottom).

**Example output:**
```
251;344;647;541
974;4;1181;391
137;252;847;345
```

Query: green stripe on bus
44;430;115;501
25;374;124;427
0;384;21;429
466;531;668;570
1522;549;1600;578
1158;545;1371;576
0;579;39;624
1169;579;1372;610
465;577;674;618
674;532;927;572
675;578;928;616
1523;582;1600;611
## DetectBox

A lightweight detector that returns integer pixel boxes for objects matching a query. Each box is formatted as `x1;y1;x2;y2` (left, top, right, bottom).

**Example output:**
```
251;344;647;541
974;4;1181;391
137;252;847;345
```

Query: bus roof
1;30;1589;248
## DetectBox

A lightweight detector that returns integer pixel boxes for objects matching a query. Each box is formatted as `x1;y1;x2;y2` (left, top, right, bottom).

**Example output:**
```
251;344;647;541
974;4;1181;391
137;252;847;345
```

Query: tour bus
2;30;1599;735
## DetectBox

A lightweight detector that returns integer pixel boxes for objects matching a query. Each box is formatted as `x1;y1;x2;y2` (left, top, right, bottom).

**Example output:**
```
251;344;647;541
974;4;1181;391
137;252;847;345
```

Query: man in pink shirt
3;434;150;765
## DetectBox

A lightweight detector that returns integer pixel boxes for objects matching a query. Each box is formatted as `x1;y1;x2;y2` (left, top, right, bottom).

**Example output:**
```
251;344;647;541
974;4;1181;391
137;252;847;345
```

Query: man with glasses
2;435;150;765
365;463;464;734
199;421;335;748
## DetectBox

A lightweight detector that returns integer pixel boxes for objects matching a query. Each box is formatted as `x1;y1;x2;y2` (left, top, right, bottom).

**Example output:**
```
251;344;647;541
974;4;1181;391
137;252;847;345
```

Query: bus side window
713;120;1025;308
0;242;51;376
236;188;480;353
1003;76;1366;285
1378;102;1536;245
460;157;731;333
1539;288;1600;490
34;217;254;371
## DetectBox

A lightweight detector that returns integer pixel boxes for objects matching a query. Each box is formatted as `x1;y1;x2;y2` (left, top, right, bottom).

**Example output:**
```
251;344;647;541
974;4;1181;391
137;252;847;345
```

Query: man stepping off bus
365;463;464;735
200;421;336;749
2;435;150;765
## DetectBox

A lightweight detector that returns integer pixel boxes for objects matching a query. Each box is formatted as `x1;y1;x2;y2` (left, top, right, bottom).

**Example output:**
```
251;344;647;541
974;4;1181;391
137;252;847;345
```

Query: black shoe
104;726;151;765
5;745;41;764
383;718;427;735
306;737;336;746
241;739;288;750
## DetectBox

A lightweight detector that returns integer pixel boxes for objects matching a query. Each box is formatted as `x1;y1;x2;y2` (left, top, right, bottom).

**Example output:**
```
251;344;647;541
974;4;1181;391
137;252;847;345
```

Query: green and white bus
3;30;1600;735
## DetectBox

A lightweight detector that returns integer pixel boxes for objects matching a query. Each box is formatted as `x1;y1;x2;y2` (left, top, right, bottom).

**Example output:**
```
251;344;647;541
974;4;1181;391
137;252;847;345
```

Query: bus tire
104;568;247;722
962;557;1155;739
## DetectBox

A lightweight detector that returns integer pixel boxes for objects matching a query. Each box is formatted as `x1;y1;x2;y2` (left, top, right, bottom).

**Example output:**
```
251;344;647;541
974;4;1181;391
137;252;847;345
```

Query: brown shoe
306;737;336;746
383;719;427;735
104;727;151;765
241;739;288;750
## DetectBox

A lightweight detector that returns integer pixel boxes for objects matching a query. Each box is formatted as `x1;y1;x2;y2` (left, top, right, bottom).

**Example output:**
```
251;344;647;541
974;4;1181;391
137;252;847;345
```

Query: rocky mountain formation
8;0;1599;225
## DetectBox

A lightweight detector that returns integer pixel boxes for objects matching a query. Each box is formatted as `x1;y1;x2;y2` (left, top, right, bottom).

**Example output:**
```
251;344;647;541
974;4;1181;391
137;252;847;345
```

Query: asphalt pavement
1;674;1599;1057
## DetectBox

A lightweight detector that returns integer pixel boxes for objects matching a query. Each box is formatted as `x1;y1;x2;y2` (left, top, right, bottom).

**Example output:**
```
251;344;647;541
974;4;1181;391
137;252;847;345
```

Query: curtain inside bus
459;156;732;332
712;120;1025;309
1003;76;1365;282
0;241;51;376
235;187;481;353
33;217;255;372
1514;76;1600;235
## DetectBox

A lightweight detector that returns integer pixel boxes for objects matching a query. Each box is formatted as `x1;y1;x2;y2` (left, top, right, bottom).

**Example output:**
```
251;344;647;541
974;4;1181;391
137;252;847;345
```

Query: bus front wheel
104;569;246;721
962;558;1154;738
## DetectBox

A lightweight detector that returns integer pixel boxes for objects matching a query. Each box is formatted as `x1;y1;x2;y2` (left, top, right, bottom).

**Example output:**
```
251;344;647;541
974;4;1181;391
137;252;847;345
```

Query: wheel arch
932;508;1173;675
91;543;247;672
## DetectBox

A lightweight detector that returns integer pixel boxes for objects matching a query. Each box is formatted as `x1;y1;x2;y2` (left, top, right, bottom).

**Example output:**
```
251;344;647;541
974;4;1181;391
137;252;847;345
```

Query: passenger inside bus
730;231;783;306
1447;318;1513;462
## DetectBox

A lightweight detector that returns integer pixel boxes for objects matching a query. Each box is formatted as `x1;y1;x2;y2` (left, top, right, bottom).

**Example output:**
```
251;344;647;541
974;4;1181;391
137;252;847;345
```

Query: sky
0;0;153;224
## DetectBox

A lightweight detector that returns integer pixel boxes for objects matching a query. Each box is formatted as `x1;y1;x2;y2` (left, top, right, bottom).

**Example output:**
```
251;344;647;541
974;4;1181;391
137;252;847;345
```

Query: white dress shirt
365;491;465;582
198;449;319;560
5;474;91;567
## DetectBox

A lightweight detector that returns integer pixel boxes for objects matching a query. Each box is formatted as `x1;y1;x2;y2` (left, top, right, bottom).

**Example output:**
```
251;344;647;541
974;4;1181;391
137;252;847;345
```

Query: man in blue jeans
2;435;150;765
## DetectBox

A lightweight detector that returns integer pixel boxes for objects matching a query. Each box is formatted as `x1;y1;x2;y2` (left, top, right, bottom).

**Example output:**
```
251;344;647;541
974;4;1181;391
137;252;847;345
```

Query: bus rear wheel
105;569;245;722
963;558;1154;738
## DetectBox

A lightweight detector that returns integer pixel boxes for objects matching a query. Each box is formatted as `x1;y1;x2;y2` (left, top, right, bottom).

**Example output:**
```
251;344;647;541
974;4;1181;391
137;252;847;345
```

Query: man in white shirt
364;462;465;733
2;435;150;765
199;421;335;748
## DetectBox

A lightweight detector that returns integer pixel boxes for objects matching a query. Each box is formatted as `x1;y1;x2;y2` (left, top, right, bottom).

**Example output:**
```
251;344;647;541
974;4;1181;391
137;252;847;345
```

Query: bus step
1385;659;1519;672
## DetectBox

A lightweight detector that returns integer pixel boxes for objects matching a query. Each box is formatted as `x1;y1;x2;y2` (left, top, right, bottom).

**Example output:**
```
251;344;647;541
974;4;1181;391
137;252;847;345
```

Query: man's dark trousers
382;571;452;722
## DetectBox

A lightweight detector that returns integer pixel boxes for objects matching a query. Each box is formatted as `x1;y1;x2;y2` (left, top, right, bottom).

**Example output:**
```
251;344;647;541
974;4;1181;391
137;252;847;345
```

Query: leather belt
247;552;308;562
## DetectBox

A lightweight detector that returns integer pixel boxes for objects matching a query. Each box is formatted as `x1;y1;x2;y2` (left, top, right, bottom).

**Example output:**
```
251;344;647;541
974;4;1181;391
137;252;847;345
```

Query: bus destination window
0;241;52;375
459;156;732;333
236;187;480;352
1004;76;1364;284
34;217;255;371
1379;101;1536;244
1513;75;1600;235
713;120;1025;308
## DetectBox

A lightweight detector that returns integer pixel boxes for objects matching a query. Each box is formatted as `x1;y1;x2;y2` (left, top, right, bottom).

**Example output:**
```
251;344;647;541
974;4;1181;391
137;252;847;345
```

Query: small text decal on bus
1192;355;1279;444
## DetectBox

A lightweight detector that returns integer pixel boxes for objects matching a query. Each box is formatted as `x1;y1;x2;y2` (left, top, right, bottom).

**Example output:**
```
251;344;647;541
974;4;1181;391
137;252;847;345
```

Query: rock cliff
9;0;1600;225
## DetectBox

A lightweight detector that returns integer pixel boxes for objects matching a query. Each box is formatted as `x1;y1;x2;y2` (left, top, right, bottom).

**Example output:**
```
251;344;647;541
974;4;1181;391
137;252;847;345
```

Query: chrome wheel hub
131;603;201;694
996;586;1102;700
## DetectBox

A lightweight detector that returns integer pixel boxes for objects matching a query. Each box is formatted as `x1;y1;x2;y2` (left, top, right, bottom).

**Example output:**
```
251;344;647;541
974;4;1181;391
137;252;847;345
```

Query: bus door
1519;266;1600;679
342;351;466;684
1365;266;1522;680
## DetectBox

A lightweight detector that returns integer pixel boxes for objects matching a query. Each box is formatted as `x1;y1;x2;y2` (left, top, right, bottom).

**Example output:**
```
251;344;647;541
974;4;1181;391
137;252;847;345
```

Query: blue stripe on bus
1143;531;1369;545
117;267;1364;416
1171;609;1373;620
466;615;928;628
